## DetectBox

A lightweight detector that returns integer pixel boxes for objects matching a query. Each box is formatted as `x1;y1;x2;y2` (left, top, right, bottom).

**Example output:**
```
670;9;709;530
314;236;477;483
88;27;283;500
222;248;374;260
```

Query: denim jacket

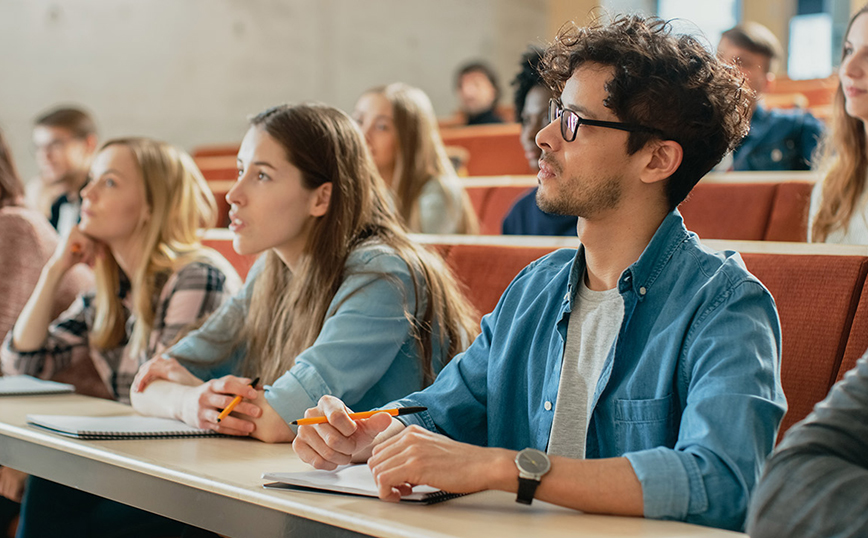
167;243;446;428
393;211;786;531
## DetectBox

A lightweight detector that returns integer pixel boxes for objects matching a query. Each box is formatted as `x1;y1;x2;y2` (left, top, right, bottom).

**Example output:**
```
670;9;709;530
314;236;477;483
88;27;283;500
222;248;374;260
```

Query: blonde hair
239;104;479;386
812;6;868;242
367;83;478;234
91;138;236;357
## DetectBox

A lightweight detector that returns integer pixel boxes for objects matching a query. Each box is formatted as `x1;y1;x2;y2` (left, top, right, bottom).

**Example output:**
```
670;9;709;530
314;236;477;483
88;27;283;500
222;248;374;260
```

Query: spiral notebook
0;375;74;396
27;414;223;440
263;464;465;504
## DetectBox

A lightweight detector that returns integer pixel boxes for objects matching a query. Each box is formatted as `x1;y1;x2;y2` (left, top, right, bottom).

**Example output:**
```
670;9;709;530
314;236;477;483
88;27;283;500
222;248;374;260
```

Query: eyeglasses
548;99;659;142
32;137;81;155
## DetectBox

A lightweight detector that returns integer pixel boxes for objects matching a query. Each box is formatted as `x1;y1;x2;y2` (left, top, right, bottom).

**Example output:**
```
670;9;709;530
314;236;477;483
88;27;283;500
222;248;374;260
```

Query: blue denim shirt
393;211;786;531
166;243;446;429
733;106;824;171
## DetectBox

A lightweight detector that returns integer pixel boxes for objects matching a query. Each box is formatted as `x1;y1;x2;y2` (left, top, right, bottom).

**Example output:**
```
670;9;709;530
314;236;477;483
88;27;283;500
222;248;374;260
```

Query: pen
216;377;260;423
291;406;427;426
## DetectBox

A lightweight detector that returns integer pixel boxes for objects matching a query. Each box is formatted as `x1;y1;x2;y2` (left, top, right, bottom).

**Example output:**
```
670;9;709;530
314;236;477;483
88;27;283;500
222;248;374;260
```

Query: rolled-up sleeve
747;351;868;538
625;279;786;530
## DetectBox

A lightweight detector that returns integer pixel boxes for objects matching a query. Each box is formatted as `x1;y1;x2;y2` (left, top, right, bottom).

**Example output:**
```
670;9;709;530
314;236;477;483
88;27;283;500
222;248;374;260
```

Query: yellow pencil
216;377;259;423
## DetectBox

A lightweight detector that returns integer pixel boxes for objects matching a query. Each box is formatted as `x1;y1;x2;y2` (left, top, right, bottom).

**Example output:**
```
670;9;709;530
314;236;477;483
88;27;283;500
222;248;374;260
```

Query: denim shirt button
639;286;647;296
544;401;552;411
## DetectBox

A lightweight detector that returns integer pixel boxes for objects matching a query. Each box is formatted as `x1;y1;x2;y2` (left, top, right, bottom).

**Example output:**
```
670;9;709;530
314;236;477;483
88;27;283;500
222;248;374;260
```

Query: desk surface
0;393;744;538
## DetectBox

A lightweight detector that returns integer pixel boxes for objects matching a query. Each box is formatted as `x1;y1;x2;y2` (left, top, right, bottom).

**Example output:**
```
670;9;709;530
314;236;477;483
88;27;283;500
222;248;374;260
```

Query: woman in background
6;137;240;538
0;127;94;538
353;83;478;234
131;103;478;445
810;5;868;244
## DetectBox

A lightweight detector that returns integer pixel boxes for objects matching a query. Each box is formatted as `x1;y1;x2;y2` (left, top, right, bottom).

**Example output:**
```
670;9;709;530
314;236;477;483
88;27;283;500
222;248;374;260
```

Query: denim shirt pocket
614;394;678;454
745;139;801;171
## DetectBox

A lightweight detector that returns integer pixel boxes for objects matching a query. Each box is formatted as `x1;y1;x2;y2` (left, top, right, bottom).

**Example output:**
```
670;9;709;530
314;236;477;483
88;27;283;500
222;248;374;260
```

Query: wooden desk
0;394;744;537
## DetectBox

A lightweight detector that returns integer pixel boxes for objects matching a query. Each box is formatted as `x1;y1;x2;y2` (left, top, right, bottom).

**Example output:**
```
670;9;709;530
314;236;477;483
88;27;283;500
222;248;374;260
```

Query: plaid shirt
1;261;239;403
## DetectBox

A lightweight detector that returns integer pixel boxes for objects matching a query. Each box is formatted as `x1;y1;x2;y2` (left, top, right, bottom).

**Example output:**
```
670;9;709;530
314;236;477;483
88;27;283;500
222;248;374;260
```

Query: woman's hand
0;467;28;503
132;356;202;393
48;225;104;274
178;375;261;436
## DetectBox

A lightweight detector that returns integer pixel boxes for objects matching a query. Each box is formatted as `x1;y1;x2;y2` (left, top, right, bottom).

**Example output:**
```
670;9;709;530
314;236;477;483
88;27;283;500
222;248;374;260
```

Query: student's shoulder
166;259;232;293
766;107;824;134
346;241;414;276
0;206;54;238
679;237;768;294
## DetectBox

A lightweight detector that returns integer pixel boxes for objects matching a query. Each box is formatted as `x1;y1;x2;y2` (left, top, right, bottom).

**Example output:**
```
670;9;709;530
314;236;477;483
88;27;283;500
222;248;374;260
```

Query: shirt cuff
264;361;332;433
624;446;707;520
389;397;439;432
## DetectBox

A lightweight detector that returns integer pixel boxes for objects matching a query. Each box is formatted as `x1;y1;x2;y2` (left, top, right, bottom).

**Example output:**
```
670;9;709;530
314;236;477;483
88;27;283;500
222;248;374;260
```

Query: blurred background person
30;107;98;237
353;83;478;234
455;61;504;125
717;22;824;171
501;46;578;236
810;7;868;244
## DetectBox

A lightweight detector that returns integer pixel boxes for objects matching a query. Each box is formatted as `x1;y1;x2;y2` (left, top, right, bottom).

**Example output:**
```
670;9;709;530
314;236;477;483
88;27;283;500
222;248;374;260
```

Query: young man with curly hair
293;15;786;532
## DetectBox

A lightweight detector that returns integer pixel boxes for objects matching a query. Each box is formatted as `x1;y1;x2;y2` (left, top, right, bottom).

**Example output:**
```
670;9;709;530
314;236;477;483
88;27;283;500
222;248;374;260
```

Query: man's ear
640;140;683;185
309;182;332;217
84;134;99;155
765;71;776;93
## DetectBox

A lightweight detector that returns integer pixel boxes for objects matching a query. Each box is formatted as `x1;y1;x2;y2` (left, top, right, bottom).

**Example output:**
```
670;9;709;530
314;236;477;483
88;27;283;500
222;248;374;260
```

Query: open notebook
27;414;223;440
263;464;465;504
0;375;74;396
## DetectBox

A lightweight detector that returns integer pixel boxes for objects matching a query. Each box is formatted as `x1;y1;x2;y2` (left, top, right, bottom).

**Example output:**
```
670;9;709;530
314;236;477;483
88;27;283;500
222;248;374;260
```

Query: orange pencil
291;406;427;426
216;377;260;423
71;244;82;254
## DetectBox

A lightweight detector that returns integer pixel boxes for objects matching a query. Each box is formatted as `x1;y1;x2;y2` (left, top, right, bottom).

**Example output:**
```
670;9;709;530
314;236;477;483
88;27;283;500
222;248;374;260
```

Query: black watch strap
516;476;540;505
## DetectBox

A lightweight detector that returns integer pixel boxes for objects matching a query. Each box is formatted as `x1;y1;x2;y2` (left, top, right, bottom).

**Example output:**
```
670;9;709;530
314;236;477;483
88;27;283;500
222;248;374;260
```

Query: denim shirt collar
565;209;690;309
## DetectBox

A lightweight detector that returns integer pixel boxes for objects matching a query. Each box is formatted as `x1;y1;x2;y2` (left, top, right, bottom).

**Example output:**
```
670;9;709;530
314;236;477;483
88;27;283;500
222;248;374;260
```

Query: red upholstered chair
679;182;778;240
443;244;562;320
741;253;868;436
764;181;813;242
440;124;531;176
465;186;491;226
479;186;534;235
837;279;868;383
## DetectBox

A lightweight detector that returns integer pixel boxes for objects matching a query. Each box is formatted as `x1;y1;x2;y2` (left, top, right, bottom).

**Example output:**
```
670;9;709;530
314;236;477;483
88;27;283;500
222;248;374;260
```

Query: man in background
30;106;98;237
501;46;577;236
455;61;504;125
717;22;824;171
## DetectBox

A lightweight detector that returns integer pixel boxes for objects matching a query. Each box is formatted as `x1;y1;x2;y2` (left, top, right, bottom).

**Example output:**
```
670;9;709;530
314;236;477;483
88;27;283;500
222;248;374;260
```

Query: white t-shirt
547;276;624;459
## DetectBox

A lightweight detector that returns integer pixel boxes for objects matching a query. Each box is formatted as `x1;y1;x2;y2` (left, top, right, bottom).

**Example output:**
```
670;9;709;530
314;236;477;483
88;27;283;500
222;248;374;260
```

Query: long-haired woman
810;5;868;243
8;138;241;538
352;83;478;234
131;103;479;444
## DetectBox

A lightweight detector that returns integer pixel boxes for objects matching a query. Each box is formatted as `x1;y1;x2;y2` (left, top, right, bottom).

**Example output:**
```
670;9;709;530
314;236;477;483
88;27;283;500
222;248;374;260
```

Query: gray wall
0;0;548;181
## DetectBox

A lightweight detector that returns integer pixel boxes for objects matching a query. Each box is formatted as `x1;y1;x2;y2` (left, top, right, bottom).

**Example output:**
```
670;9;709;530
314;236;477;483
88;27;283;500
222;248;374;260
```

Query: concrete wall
0;0;548;180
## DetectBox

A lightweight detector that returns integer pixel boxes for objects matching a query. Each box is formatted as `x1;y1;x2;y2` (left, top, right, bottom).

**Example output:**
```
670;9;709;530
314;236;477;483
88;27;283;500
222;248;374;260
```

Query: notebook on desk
27;414;223;440
0;375;74;396
263;464;465;504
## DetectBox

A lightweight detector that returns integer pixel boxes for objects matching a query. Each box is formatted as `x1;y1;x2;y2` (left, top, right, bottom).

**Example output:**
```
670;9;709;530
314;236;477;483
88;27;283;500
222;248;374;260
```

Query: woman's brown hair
239;103;479;385
0;128;25;208
812;5;868;242
365;83;478;234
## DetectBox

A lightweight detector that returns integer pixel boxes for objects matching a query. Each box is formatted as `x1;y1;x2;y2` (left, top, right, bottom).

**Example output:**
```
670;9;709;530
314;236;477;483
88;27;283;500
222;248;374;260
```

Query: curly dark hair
512;46;546;122
540;15;752;210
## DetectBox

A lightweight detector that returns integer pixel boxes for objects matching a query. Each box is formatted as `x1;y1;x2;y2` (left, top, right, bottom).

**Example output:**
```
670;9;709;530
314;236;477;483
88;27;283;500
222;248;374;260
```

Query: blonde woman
353;83;478;234
131;103;479;446
7;138;241;538
810;5;868;243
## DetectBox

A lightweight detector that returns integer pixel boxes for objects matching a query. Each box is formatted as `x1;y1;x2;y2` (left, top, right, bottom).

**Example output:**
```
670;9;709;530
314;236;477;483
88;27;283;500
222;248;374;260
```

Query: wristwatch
514;448;551;505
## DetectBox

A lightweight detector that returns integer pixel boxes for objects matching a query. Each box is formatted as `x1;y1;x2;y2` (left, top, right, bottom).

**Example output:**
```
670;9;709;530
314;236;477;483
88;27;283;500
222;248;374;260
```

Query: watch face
517;449;550;474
